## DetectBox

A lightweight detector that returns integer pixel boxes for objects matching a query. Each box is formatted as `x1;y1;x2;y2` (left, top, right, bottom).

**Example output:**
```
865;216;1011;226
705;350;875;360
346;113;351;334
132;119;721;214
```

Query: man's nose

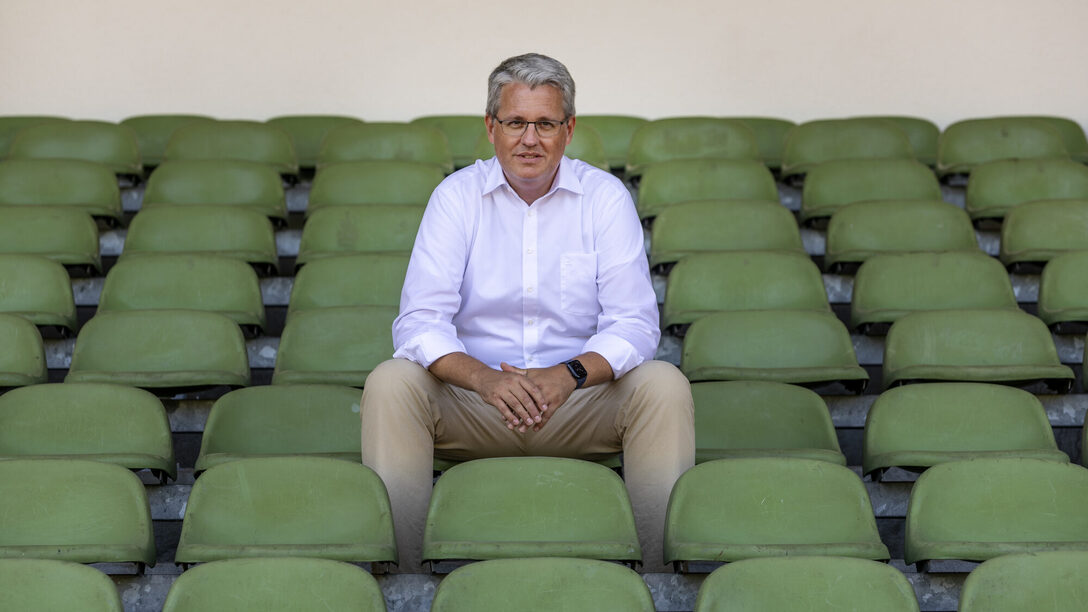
520;123;540;145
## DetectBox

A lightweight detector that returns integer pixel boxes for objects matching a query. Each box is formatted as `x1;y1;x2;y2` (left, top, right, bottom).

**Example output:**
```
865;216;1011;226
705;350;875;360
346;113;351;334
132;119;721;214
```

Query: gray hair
485;53;576;119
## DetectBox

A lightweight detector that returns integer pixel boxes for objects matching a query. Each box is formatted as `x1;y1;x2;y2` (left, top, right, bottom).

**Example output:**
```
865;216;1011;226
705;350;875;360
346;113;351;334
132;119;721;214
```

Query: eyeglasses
493;118;569;137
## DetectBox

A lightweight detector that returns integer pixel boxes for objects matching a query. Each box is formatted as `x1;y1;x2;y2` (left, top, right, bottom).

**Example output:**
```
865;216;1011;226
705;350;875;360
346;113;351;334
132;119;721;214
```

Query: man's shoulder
565;157;627;194
433;157;495;195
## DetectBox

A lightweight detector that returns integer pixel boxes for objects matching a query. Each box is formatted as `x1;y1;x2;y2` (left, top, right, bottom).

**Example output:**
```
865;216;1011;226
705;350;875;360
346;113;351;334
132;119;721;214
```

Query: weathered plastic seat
937;117;1069;177
410;115;485;169
0;313;46;387
423;457;640;563
98;254;265;334
195;384;362;473
120;115;214;168
649;200;804;268
694;556;920;612
691;381;844;465
863;383;1067;479
882;309;1073;391
663;251;829;332
664;458;889;565
318;122;453;174
431;557;654;612
296;205;424;266
576;115;648;170
307;160;443;217
175;456;396;564
730;117;796;170
0;206;101;273
1000;199;1088;269
625;117;759;178
636;158;778;220
272;305;396;386
680;310;868;392
0;458;155;565
0;382;176;480
959;551;1088;612
164;119;298;176
1009;115;1088;164
288;253;409;313
0;254;77;332
1038;251;1088;330
564;123;609;170
905;458;1088;564
6;120;142;176
266;115;365;169
824;199;980;273
0;559;124;612
781;118;914;179
143;159;287;225
800;158;941;225
857;116;941;166
965;159;1088;222
0;115;68;157
0;158;122;223
851;252;1018;334
66;309;250;390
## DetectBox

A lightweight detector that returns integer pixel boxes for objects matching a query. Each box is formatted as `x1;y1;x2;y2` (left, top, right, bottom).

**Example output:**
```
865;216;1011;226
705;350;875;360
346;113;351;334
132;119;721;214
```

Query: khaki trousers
360;358;694;573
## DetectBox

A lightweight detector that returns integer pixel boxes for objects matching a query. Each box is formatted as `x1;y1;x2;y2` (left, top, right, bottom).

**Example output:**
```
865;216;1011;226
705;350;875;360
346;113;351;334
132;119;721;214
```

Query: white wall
2;0;1085;128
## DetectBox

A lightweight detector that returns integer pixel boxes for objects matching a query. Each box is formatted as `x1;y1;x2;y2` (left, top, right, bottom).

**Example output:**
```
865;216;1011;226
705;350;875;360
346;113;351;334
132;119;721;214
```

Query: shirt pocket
560;252;599;316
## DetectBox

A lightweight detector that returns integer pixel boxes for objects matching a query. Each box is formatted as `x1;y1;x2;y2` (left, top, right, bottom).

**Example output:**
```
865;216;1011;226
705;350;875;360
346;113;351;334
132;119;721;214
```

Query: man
361;53;694;572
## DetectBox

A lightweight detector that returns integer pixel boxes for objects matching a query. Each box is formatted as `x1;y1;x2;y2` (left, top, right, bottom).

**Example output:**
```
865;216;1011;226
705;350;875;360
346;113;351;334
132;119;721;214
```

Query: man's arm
430;352;547;433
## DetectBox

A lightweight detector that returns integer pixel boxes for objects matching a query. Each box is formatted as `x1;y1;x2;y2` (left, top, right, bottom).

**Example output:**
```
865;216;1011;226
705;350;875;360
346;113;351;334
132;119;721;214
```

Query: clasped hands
473;362;578;433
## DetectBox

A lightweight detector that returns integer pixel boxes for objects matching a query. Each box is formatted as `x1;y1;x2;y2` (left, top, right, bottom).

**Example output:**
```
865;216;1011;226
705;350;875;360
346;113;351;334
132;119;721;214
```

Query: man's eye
507;121;527;129
537;121;558;131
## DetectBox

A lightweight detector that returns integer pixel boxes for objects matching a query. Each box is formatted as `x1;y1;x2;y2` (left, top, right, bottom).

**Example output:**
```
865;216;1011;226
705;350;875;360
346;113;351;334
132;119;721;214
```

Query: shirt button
528;210;535;217
526;248;535;255
527;319;535;326
527;286;535;294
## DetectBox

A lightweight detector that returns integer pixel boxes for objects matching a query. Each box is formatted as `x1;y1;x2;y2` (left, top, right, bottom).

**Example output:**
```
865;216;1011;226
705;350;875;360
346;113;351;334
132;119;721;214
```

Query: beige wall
2;0;1085;128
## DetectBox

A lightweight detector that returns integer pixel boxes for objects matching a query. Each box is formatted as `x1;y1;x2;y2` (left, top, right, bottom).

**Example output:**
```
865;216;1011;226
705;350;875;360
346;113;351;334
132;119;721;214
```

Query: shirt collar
482;156;585;200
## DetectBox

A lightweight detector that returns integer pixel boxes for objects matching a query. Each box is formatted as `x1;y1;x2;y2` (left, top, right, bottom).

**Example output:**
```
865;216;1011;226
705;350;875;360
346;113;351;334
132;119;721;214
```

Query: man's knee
361;359;435;417
625;361;692;400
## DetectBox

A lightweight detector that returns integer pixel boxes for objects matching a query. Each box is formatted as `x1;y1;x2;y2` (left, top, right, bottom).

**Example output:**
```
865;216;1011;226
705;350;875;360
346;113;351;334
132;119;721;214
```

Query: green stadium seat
694;556;920;612
307;160;443;217
175;457;396;564
959;551;1088;612
575;115;648;171
411;115;485;169
664;458;889;566
164;120;298;176
730;116;796;170
1011;115;1088;163
824;199;980;273
6;120;142;177
0;254;77;333
423;457;640;564
905;458;1088;564
636;158;778;220
780;118;914;180
625;117;760;179
800;158;941;225
0;313;46;387
1000;199;1088;270
937;117;1069;177
691;381;844;464
863;383;1067;479
1038;251;1088;330
850;252;1018;334
296;205;424;267
272;305;396;386
266;115;365;169
563;123;609;170
0;458;155;565
858;115;940;166
318;122;453;174
288;253;408;313
120;115;214;168
965;159;1088;222
882;309;1074;391
649;200;804;269
143;159;287;226
0;115;68;158
0;206;101;273
0;559;123;612
195;384;362;473
430;557;654;612
66;309;250;390
0;382;176;480
0;158;122;224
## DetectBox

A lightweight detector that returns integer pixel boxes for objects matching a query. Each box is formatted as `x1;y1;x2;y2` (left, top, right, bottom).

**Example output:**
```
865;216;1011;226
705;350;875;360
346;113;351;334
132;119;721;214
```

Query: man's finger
500;361;526;376
516;378;547;423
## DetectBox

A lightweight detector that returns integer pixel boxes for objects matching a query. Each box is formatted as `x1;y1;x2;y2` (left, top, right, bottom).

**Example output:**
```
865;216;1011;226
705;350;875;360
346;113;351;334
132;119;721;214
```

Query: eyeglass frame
492;117;571;137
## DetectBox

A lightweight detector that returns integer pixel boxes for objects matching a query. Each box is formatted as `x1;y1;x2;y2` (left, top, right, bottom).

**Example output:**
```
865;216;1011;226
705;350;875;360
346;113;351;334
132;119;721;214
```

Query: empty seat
937;117;1069;177
636;158;778;220
851;252;1018;334
863;383;1067;479
307;160;443;217
680;310;868;392
164;120;298;176
730;116;796;170
431;557;655;612
1038;250;1088;330
266;115;365;169
649;200;804;269
824;200;980;273
1012;115;1088;163
410;115;485;169
272;305;396;386
862;115;940;166
296;205;424;266
0;558;123;612
575;115;648;170
143;159;287;225
1000;199;1088;269
800;158;941;225
175;456;396;564
0;158;122;223
66;309;250;389
905;458;1088;564
6;120;142;176
959;551;1088;612
120;114;214;168
0;458;154;565
195;384;362;472
664;458;889;565
0;254;77;333
0;382;176;480
288;253;409;313
882;309;1073;391
564;123;609;170
692;381;844;464
318;122;453;173
625;117;760;178
965;159;1088;222
0;313;46;387
694;556;920;612
423;457;640;563
0;115;68;157
0;206;101;273
780;118;914;179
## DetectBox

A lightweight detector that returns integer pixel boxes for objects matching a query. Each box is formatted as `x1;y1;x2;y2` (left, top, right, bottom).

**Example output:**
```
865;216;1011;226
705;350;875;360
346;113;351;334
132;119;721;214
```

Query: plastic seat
0;313;46;387
195;384;362;472
780;118;914;179
649;200;804;269
664;458;889;565
730;117;796;170
863;383;1067;479
0;206;100;273
691;381;844;464
851;252;1018;334
663;251;829;332
296;205;424;267
6;120;142;176
120;115;214;168
1038;251;1088;330
0;382;176;480
0;458;155;565
0;158;122;223
636;158;778;220
143;159;287;225
882;309;1073;391
800;158;941;225
307;160;443;217
1000;199;1088;270
625;117;760;178
0;254;77;333
1010;115;1088;163
423;457;640;563
121;205;278;275
0;559;123;612
905;458;1088;564
564;123;609;170
318;122;453;174
0;115;68;157
937;117;1069;177
431;557;654;612
162;557;386;612
959;551;1088;612
66;309;250;390
266;115;365;169
965;159;1088;222
164;120;298;176
680;310;868;392
98;254;265;334
824;200;980;273
410;115;485;169
288;253;409;313
272;305;396;386
575;115;648;170
694;556;920;612
857;116;940;166
175;456;396;564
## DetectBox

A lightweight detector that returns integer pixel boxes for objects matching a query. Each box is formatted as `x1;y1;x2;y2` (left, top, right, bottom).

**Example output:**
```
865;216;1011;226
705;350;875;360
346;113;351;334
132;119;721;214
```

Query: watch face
568;360;587;379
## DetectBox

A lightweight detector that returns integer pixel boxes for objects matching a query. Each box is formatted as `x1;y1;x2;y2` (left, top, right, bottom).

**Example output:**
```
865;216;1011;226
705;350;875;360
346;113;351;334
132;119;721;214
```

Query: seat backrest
625;117;760;178
1015;115;1088;162
288;253;409;312
856;115;940;166
7;120;142;175
0;558;124;611
1001;199;1088;269
649;199;804;268
959;551;1088;612
120;115;214;167
1038;250;1088;328
575;115;648;170
308;159;444;215
143;159;287;223
0;254;76;331
636;158;778;220
800;158;940;224
966;159;1088;221
563;123;609;170
410;115;485;169
0;312;46;387
272;305;397;387
937;117;1069;176
0;158;122;222
265;115;366;168
0;115;69;157
0;206;101;272
164;120;298;175
296;205;424;266
730;116;797;169
318;122;453;173
781;118;914;178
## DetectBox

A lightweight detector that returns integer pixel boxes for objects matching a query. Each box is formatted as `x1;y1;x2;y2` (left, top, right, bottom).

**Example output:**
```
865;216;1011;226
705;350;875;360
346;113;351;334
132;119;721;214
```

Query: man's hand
501;363;577;431
472;364;547;433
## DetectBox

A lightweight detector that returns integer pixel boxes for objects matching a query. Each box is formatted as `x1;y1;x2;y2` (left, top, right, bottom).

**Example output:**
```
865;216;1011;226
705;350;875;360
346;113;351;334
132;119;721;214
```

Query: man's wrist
563;359;588;389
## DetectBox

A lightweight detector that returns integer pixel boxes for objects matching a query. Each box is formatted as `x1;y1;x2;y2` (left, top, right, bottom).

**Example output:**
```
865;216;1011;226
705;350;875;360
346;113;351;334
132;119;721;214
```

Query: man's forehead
496;82;565;117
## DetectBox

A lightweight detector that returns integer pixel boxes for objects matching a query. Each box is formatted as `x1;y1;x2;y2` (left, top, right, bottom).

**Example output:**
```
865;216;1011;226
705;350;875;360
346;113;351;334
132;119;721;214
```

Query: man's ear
484;115;496;145
564;116;575;146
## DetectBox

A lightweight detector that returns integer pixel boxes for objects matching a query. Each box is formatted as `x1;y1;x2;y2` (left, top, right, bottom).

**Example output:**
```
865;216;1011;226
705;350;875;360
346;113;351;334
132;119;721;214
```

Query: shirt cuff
582;334;644;379
393;331;467;369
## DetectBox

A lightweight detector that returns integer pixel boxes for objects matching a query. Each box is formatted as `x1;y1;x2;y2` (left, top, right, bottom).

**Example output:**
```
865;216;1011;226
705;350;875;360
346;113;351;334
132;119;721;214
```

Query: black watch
563;359;588;389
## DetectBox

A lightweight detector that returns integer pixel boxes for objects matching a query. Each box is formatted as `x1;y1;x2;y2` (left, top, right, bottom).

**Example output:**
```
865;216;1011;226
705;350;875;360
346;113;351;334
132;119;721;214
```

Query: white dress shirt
392;156;660;379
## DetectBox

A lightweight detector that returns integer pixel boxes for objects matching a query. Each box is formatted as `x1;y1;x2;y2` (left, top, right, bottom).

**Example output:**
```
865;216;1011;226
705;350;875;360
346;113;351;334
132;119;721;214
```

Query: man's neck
506;167;560;205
